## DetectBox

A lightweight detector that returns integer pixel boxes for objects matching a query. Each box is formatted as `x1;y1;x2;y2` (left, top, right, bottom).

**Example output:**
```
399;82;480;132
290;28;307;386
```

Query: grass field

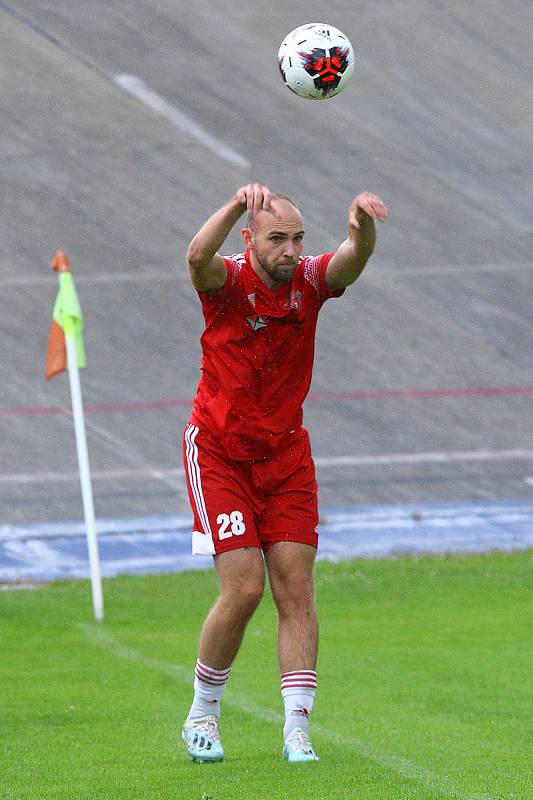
1;551;532;800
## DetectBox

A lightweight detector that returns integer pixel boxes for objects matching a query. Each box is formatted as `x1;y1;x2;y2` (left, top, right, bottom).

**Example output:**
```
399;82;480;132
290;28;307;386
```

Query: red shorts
182;423;319;555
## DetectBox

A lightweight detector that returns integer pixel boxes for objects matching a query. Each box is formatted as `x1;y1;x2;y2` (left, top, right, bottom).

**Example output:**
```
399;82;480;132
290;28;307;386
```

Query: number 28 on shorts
217;510;246;540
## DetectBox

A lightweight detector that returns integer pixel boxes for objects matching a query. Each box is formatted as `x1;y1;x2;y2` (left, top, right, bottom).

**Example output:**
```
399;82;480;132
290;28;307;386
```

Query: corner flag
45;251;86;380
45;250;104;621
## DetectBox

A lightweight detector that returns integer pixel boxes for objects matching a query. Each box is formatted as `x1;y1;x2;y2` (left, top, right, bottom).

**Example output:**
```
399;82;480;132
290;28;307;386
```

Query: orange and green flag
45;250;86;380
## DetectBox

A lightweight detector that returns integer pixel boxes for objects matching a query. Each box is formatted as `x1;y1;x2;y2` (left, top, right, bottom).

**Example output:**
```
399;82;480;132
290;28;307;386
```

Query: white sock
187;659;231;720
281;670;317;740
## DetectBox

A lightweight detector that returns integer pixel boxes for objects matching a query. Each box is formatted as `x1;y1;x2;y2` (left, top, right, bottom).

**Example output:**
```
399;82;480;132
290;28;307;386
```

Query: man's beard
255;250;297;285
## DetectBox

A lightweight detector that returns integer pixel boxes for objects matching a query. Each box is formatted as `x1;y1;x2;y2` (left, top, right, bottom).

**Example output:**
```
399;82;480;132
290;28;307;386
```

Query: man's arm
187;183;272;291
325;192;388;290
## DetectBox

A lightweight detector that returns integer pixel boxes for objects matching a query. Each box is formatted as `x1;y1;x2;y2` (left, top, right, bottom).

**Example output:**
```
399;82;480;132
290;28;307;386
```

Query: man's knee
271;571;315;615
215;548;265;617
265;542;316;615
221;573;265;616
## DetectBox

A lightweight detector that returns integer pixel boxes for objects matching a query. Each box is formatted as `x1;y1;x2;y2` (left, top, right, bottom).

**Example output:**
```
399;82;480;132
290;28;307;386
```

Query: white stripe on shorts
184;424;213;545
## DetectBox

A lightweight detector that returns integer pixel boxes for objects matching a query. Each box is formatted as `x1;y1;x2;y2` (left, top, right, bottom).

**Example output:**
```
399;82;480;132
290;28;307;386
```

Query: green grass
1;551;532;800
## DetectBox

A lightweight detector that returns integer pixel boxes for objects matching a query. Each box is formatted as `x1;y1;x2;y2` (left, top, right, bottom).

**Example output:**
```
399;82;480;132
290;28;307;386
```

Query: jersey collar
243;249;304;320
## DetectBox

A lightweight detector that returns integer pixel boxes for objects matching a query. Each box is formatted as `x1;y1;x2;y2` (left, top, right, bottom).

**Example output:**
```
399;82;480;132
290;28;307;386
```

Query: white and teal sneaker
182;715;224;763
282;727;319;762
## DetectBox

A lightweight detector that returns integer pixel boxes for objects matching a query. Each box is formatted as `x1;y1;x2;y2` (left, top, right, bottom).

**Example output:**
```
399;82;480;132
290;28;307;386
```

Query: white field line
0;271;184;288
114;74;250;170
3;449;533;486
313;449;533;467
2;262;532;288
79;624;494;800
376;261;533;276
0;467;184;484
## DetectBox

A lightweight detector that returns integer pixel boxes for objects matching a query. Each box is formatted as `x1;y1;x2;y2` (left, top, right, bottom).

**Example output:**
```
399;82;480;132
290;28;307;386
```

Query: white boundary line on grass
80;624;494;800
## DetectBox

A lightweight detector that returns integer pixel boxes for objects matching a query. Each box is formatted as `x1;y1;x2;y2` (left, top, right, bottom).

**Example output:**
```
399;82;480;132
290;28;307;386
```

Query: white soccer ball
278;23;355;100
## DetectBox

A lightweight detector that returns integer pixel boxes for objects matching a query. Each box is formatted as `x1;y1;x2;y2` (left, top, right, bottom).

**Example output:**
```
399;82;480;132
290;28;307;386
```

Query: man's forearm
349;215;376;266
187;196;244;268
329;219;376;287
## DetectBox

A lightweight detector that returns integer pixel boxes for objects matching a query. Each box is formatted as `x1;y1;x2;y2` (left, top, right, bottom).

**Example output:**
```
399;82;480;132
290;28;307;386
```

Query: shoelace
190;717;220;742
286;728;313;753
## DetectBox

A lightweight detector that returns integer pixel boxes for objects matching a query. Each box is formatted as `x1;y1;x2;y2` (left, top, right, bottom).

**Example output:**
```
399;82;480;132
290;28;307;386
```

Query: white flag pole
65;328;104;621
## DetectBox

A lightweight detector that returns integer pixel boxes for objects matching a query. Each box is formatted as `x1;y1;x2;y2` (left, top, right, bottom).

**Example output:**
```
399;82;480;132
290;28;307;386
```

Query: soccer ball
278;23;355;100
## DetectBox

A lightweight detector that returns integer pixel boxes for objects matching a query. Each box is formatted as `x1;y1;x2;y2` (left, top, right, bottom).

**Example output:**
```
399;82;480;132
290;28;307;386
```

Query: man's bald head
246;193;301;232
241;191;305;288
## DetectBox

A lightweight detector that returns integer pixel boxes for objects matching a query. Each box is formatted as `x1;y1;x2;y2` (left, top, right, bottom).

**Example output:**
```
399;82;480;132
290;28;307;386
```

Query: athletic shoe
282;727;319;762
182;715;224;763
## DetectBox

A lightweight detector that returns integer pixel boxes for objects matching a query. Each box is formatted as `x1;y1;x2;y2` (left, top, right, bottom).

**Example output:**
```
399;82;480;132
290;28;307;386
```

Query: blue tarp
1;501;532;582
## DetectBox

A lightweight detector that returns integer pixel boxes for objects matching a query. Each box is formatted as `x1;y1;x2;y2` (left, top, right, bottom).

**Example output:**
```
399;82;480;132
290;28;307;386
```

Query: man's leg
265;542;319;760
183;547;265;761
198;546;265;669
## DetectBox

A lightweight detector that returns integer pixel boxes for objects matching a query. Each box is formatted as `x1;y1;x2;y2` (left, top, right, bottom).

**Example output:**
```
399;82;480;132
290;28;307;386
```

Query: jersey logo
247;292;256;308
246;315;267;331
284;289;302;311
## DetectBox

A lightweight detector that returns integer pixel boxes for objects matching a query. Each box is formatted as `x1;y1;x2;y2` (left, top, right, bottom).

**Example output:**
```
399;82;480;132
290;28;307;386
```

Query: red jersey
189;249;344;460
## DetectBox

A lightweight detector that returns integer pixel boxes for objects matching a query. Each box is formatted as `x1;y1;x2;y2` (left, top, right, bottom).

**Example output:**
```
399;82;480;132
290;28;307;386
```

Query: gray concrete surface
1;0;532;525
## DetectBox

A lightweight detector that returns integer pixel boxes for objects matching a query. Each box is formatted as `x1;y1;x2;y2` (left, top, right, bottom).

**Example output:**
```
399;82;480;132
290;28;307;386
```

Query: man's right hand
186;183;274;292
235;183;273;214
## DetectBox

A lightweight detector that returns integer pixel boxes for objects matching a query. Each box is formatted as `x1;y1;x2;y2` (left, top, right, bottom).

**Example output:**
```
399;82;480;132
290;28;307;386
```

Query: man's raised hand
349;192;388;231
235;183;273;214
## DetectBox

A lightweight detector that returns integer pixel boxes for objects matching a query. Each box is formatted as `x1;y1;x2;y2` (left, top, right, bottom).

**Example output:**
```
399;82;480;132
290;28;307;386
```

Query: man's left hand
349;192;388;231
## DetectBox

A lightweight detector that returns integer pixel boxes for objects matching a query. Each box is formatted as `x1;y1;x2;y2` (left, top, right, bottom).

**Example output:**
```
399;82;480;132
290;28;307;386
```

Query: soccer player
181;183;388;762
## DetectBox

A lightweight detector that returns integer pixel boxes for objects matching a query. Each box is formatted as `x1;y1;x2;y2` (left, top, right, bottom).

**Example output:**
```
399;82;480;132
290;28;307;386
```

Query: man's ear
241;227;254;249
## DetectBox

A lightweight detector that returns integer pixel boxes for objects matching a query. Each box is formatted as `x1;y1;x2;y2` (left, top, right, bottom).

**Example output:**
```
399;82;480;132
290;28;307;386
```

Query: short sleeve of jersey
303;253;345;304
196;255;243;311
